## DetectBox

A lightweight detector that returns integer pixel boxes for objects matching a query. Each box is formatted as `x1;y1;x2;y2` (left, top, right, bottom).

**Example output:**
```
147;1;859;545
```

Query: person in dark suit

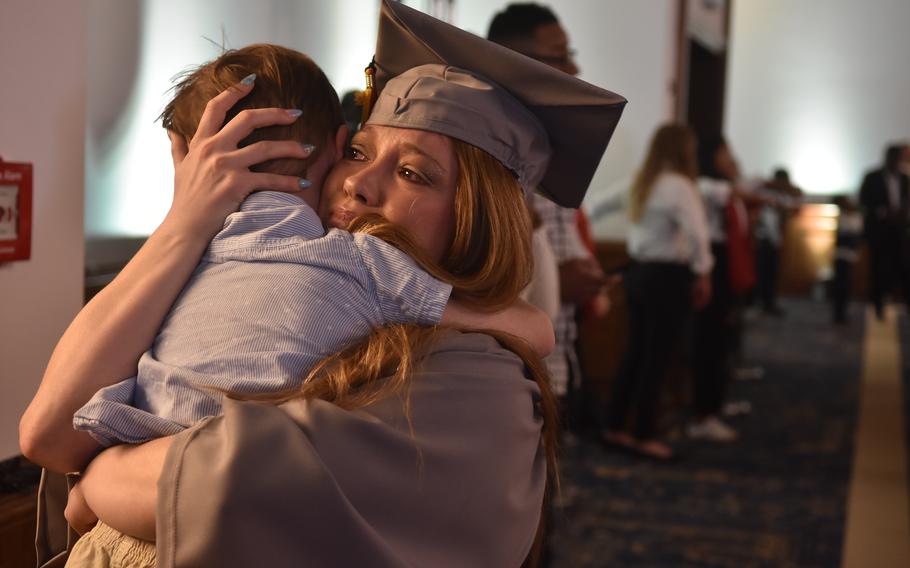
859;143;910;319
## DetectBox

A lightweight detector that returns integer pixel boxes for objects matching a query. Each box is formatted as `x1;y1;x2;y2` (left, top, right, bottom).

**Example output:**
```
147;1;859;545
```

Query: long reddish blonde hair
249;138;558;567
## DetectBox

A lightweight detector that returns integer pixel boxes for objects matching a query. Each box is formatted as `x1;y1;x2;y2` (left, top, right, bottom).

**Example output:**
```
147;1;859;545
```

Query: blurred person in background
339;89;362;145
754;168;802;317
859;143;910;320
602;124;712;461
832;195;864;324
690;136;762;442
488;3;609;430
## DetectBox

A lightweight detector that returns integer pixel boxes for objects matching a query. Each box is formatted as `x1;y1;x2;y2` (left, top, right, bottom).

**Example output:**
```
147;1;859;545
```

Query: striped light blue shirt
74;192;452;446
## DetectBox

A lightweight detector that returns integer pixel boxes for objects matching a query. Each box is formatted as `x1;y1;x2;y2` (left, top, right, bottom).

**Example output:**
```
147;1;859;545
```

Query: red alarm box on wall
0;159;33;262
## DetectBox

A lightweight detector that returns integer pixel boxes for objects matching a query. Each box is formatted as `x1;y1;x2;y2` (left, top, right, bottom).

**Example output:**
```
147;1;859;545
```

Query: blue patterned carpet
551;298;864;567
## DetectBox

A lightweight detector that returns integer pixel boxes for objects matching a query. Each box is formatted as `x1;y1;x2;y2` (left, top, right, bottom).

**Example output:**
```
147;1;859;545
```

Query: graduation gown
155;331;547;568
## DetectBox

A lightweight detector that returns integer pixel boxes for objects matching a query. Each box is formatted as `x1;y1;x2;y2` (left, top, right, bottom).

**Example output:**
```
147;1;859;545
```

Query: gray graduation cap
366;0;627;208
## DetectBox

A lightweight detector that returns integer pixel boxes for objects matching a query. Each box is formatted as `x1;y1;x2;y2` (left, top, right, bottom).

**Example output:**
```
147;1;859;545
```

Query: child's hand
64;481;98;536
442;299;555;357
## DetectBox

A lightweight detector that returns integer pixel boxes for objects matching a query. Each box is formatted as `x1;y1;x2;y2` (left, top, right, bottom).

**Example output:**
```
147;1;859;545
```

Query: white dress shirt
628;171;714;275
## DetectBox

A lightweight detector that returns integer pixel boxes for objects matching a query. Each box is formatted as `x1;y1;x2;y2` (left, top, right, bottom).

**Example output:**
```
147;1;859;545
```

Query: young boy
72;44;549;452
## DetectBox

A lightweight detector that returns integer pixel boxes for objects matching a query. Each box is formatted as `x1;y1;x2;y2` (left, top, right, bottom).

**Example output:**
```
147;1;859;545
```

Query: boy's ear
334;125;349;161
167;130;189;167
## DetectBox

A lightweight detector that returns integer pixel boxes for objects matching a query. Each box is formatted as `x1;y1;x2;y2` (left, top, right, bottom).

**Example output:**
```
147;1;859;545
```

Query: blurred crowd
486;3;910;465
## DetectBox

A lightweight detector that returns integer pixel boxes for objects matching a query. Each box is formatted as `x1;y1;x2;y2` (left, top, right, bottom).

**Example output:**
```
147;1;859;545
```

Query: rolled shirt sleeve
351;232;452;326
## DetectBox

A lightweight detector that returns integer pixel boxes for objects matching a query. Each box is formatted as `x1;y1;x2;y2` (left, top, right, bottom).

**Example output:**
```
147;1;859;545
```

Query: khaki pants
65;521;156;568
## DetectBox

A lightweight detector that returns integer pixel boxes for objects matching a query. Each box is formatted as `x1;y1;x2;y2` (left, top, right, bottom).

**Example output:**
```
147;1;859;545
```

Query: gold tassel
359;60;377;125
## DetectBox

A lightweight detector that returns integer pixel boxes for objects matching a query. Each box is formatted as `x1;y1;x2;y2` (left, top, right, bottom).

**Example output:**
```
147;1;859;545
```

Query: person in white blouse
603;124;712;461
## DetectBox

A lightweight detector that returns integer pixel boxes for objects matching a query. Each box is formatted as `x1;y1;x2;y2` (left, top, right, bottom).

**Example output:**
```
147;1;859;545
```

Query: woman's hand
162;76;316;242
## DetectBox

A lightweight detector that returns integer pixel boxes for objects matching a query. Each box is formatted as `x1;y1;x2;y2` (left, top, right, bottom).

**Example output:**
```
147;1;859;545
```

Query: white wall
726;0;910;194
86;0;381;237
0;1;86;460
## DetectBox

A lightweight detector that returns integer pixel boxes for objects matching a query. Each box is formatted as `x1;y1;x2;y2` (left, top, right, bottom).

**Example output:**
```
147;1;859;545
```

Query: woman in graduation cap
36;3;624;566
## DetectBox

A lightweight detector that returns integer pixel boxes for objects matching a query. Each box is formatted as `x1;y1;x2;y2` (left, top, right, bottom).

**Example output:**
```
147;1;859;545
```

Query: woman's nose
343;167;380;206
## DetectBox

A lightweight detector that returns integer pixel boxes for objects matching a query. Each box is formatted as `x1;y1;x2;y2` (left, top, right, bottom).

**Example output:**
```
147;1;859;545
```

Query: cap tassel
358;60;378;125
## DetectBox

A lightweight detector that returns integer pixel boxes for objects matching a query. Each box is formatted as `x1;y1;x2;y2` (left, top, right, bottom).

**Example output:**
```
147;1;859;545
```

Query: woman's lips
329;208;357;228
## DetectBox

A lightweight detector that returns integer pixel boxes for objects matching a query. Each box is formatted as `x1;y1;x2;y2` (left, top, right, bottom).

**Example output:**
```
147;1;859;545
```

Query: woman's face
319;125;458;263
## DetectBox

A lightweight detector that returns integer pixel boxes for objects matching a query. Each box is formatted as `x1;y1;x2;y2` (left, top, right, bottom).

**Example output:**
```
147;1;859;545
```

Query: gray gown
155;331;547;568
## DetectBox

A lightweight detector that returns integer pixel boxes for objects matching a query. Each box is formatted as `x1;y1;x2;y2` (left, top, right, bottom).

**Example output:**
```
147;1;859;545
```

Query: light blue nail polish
241;73;256;86
299;178;312;189
286;109;303;118
302;144;316;154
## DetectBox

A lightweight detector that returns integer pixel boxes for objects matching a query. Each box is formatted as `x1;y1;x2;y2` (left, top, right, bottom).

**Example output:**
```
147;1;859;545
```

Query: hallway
552;299;910;567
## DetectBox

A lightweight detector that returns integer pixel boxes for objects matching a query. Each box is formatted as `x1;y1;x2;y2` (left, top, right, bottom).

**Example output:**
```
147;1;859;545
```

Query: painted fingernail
286;109;303;118
299;178;312;189
241;73;256;86
302;144;316;155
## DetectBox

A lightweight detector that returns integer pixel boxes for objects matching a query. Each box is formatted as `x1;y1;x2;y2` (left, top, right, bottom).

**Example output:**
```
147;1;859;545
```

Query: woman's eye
399;167;429;185
346;147;367;161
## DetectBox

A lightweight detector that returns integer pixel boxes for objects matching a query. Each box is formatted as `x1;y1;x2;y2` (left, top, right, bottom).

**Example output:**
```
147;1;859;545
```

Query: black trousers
693;243;734;417
606;262;693;440
755;238;780;311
